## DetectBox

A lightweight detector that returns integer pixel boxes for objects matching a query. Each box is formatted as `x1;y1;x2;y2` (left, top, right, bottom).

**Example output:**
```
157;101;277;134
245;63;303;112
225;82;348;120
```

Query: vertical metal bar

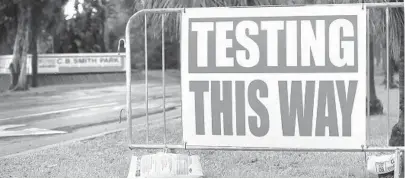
162;14;167;147
125;17;133;145
364;9;370;178
386;7;390;147
179;11;183;134
366;9;370;147
403;3;405;177
394;149;400;178
145;14;149;144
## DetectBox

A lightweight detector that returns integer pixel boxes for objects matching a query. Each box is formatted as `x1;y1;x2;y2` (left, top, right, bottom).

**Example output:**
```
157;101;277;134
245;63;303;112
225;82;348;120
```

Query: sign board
367;154;397;175
0;53;125;74
181;5;367;149
0;55;13;74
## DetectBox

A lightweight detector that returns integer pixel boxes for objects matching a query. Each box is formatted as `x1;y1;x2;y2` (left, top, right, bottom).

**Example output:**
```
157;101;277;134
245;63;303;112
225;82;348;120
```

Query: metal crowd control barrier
123;2;405;178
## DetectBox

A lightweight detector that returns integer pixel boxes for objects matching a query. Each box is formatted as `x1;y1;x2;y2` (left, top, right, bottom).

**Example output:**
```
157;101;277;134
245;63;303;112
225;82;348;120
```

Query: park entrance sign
181;5;367;149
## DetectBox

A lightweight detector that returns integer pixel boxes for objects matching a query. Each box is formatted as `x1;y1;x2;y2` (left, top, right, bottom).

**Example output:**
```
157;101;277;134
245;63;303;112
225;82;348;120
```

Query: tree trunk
369;36;384;115
30;4;39;88
31;26;38;88
15;20;30;91
52;27;61;53
102;1;110;52
382;56;398;89
104;27;110;52
97;0;107;52
10;2;31;91
8;63;18;90
9;2;25;90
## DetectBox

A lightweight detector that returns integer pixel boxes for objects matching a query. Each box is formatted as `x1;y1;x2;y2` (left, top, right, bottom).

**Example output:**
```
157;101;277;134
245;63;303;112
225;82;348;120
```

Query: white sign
0;55;13;74
0;53;126;74
181;5;367;149
367;154;397;175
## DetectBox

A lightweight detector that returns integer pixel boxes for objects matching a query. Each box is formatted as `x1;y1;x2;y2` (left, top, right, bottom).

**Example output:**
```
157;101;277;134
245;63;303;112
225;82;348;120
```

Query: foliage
0;1;17;55
53;0;110;52
50;0;139;53
0;0;70;55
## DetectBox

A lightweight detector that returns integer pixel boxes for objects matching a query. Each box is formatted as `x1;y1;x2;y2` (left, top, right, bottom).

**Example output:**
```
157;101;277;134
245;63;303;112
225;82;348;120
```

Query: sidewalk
0;69;180;98
0;82;124;98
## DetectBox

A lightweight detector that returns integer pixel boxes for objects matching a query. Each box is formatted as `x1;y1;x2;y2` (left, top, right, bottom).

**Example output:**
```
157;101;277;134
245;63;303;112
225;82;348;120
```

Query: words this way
189;80;358;137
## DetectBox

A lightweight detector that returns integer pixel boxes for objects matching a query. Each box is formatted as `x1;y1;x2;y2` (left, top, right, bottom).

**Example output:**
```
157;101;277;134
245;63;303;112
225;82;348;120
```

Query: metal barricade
122;2;405;178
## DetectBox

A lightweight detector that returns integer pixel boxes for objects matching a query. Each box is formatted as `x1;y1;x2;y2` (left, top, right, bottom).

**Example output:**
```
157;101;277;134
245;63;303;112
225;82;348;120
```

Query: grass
0;113;374;178
0;72;402;178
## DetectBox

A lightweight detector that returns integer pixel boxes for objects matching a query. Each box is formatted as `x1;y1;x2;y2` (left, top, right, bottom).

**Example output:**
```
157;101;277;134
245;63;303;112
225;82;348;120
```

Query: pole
395;149;400;178
386;7;390;146
125;19;132;145
402;1;405;177
145;14;149;144
366;8;371;148
162;14;167;148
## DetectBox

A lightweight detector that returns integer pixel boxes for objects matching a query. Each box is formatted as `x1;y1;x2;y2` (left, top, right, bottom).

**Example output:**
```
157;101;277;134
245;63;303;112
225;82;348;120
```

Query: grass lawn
0;73;402;178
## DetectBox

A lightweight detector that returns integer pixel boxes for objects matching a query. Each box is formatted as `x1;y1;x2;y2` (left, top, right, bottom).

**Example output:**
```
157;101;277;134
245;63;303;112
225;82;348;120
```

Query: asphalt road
0;75;181;157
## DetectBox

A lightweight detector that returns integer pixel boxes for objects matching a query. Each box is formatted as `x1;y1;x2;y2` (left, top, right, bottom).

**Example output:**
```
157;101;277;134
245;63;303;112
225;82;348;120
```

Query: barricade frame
124;2;405;177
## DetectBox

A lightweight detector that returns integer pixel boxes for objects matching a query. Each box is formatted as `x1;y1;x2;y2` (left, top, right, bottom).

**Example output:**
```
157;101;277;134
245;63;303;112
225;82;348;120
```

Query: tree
1;0;68;91
31;2;39;87
55;0;117;53
9;0;32;91
33;0;69;86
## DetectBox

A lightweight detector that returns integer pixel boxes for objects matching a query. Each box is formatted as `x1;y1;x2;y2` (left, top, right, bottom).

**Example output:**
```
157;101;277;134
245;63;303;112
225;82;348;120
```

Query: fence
0;53;127;92
123;2;405;178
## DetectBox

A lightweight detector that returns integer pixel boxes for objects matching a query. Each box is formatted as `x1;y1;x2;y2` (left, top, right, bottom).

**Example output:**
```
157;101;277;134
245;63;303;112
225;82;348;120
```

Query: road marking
0;124;67;138
0;102;119;121
0;112;182;159
0;124;25;130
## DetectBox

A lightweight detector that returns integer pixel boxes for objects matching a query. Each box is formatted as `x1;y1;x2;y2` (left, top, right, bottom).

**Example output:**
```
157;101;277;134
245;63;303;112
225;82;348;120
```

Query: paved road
0;75;181;157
